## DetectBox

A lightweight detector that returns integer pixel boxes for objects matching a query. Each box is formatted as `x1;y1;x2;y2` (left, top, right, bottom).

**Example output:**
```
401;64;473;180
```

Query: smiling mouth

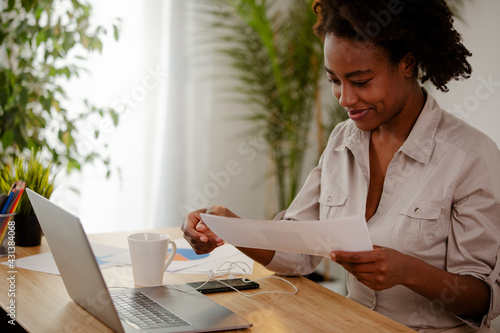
347;108;371;121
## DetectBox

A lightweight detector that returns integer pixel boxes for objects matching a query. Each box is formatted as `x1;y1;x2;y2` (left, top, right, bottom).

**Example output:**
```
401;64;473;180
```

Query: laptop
26;189;252;333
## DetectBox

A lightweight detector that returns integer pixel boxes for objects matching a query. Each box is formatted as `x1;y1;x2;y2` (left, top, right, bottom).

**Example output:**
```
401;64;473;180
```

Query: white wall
191;77;274;220
429;0;500;146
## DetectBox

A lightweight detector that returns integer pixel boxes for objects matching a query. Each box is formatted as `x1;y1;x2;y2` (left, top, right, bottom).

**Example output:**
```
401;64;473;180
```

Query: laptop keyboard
112;292;189;330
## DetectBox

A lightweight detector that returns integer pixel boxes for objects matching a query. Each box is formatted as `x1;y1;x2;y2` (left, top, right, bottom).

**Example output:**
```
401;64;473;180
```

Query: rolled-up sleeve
447;138;500;327
264;154;325;276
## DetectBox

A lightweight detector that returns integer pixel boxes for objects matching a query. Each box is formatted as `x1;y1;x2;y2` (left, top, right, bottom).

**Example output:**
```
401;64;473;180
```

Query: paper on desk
8;238;253;276
4;243;129;275
94;238;254;275
165;238;253;275
200;214;373;257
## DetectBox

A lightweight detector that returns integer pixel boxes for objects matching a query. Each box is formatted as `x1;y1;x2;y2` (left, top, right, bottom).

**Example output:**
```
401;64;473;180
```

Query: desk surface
0;228;414;333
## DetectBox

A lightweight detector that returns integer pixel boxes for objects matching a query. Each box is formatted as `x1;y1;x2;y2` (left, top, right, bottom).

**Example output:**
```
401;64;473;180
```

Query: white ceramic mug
127;233;177;287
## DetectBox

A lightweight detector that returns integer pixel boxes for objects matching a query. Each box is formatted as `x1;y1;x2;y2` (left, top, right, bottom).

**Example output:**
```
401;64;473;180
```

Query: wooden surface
0;228;415;333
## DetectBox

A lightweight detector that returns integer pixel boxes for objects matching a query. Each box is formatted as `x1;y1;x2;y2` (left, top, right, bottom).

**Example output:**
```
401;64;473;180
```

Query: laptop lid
26;189;125;332
26;189;252;333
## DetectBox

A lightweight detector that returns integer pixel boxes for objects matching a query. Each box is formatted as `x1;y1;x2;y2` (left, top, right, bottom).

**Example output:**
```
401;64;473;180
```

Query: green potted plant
0;0;121;175
0;149;56;246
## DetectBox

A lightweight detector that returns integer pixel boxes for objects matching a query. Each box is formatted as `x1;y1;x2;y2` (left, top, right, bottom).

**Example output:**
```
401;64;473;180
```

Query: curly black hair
312;0;472;92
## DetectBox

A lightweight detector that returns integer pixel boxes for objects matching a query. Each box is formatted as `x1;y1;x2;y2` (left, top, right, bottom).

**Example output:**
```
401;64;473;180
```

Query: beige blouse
265;93;500;332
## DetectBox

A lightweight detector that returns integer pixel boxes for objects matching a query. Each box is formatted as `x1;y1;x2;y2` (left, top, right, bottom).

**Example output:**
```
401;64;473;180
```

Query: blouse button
327;195;332;202
414;207;420;214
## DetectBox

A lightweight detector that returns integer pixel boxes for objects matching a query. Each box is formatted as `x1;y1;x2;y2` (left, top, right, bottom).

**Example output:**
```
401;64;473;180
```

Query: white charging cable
195;261;298;297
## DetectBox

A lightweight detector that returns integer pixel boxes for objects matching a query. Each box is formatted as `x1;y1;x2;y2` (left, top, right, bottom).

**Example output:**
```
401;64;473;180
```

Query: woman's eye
353;80;370;87
328;78;340;85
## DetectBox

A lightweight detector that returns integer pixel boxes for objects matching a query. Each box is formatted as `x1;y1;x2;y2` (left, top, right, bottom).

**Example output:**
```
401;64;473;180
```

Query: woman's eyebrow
324;65;373;78
324;65;336;75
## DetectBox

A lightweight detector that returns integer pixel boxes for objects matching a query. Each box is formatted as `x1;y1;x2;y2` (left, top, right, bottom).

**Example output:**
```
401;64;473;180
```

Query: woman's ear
400;52;417;78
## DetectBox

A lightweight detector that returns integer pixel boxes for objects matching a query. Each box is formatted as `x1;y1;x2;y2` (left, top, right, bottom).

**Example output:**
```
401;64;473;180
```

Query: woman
182;1;500;331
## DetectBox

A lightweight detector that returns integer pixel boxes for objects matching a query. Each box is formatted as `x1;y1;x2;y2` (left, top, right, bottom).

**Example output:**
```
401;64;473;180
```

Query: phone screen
187;278;260;294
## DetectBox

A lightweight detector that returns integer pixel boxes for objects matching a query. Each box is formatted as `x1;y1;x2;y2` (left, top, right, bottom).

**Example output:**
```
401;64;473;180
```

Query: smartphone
186;278;260;294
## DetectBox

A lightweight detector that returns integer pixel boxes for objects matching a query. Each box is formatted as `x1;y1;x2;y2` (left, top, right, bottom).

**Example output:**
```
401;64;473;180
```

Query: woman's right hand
181;205;240;254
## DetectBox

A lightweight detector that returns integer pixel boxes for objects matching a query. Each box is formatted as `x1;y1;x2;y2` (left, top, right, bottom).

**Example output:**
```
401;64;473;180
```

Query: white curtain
148;1;214;230
54;0;213;233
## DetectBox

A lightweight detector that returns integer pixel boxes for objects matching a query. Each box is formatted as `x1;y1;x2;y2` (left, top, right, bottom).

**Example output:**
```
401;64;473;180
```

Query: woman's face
324;35;414;132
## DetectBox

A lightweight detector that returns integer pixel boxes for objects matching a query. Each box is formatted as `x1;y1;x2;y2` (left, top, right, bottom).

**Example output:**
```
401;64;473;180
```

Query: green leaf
22;0;37;12
81;35;89;48
67;158;81;173
113;22;121;41
1;129;14;149
19;87;28;105
109;110;119;126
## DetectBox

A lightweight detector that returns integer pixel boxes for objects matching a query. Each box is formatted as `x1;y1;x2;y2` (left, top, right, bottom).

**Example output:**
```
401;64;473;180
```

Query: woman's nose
337;84;359;108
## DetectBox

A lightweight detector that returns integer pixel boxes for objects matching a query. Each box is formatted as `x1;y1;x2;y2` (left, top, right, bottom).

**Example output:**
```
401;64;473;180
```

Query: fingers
205;205;240;218
330;247;405;291
187;238;222;255
182;205;240;255
195;220;207;231
330;249;384;276
331;253;384;289
195;221;223;244
181;207;229;255
339;262;380;275
183;230;223;255
330;250;379;264
182;209;208;242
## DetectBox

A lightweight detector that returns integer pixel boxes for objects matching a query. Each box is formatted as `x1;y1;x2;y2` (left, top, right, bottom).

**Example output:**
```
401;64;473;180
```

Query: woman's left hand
330;246;410;291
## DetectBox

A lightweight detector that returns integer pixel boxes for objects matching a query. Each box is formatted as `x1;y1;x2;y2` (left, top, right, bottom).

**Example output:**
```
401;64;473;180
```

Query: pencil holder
0;212;16;257
14;214;43;247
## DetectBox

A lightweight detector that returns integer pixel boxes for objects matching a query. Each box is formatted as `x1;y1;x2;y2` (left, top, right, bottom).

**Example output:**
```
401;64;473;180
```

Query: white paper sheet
200;214;373;257
5;239;253;276
105;238;254;275
5;243;129;275
164;238;253;275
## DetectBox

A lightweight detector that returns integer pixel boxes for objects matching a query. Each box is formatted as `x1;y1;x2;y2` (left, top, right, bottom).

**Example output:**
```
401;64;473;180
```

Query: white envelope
200;214;373;257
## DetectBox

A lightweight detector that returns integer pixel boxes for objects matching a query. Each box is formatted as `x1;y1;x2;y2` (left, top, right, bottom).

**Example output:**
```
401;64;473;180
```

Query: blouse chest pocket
319;192;348;220
392;200;442;252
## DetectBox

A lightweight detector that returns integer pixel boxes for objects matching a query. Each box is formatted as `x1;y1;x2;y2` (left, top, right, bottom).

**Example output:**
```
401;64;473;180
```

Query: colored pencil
0;182;17;214
0;181;26;244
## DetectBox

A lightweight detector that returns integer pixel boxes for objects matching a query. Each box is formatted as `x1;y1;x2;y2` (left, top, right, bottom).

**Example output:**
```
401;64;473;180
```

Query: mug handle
164;240;177;271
